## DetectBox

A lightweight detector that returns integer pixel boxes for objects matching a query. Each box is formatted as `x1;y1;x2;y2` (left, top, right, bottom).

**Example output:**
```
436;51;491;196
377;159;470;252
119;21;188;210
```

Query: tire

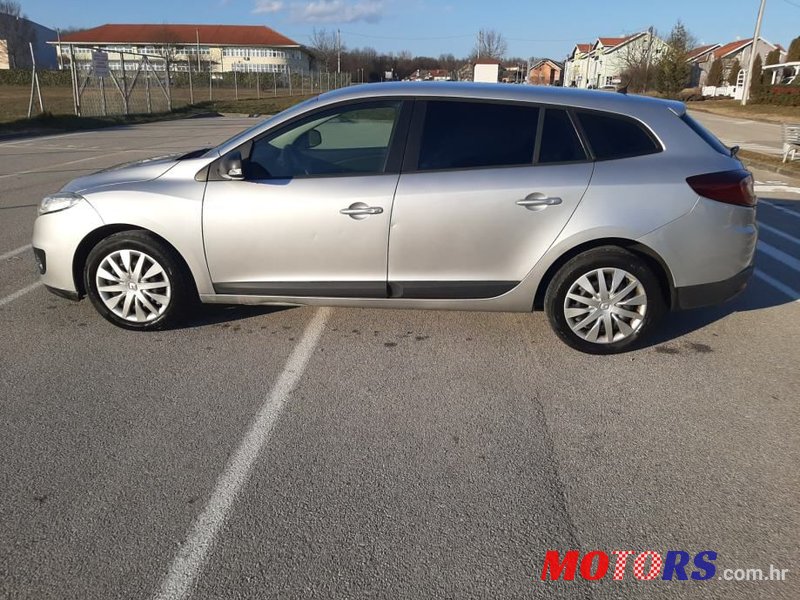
84;230;195;331
544;246;665;354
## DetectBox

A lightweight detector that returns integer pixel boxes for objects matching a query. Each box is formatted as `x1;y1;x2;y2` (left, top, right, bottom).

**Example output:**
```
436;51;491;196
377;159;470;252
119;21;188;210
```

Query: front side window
575;111;661;160
417;100;539;171
244;101;401;179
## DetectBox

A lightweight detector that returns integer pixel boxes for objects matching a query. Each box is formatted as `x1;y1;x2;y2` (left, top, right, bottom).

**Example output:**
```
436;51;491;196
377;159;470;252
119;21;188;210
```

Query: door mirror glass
219;151;244;180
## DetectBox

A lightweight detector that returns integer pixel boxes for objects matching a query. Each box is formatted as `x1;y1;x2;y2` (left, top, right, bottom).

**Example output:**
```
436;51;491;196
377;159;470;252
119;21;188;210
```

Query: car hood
60;153;184;193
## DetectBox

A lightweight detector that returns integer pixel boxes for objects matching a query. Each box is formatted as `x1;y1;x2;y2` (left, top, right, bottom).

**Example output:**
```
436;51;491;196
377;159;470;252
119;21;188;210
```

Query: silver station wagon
32;82;757;353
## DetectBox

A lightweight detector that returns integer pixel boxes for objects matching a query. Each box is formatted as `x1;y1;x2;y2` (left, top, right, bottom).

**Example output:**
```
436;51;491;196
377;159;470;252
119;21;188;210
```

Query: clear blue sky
19;0;800;59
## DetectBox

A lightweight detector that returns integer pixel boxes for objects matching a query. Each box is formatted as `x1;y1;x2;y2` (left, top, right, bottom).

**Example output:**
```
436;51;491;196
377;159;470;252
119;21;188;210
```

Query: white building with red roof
563;31;666;89
55;23;312;74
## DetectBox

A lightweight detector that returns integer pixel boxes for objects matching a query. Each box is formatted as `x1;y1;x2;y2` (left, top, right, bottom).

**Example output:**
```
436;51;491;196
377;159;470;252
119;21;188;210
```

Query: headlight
39;192;84;215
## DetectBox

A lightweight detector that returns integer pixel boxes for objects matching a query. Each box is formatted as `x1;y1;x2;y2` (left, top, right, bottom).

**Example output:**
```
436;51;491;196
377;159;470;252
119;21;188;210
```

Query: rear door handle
340;202;384;220
516;193;562;208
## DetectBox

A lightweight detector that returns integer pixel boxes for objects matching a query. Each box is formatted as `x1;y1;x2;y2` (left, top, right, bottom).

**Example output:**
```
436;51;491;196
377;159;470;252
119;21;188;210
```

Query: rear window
680;114;731;156
538;109;587;164
575;111;661;160
418;100;539;170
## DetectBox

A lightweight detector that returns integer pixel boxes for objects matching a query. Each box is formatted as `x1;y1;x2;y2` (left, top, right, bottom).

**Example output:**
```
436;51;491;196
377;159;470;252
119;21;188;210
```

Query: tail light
686;169;756;207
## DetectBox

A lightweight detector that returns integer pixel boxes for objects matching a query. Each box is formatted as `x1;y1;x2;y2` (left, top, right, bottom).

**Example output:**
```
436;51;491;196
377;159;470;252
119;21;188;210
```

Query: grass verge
739;149;800;178
687;99;800;124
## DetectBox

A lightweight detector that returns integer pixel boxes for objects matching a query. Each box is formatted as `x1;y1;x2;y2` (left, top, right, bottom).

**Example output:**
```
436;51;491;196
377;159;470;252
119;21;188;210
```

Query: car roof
315;81;686;117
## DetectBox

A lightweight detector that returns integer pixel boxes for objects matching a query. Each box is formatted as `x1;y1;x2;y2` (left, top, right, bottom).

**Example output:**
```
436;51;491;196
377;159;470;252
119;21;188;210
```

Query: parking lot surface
1;117;798;599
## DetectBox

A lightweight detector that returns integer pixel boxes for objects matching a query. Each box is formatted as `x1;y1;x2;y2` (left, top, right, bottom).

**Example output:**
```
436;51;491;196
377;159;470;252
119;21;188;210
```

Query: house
563;32;666;89
563;43;592;87
697;37;785;99
0;13;58;69
686;44;721;87
473;58;500;83
408;68;451;81
528;58;563;86
54;23;312;74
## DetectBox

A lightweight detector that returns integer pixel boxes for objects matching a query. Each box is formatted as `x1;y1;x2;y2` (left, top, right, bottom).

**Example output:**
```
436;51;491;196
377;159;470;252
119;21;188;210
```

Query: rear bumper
674;265;753;310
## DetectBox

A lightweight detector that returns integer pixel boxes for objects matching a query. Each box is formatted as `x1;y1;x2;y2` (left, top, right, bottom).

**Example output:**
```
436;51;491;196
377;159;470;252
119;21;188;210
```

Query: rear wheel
84;231;193;330
544;246;665;354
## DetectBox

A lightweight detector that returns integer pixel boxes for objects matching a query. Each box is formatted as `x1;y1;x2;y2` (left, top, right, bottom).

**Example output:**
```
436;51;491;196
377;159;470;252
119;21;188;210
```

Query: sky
18;0;800;60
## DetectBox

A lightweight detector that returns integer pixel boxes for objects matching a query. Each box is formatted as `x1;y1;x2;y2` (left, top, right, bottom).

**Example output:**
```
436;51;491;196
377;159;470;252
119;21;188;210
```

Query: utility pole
742;0;767;106
337;29;341;74
643;25;655;93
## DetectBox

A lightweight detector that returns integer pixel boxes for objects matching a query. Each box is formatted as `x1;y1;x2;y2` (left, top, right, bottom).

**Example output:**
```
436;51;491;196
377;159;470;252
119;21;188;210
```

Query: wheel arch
532;237;676;311
72;225;199;299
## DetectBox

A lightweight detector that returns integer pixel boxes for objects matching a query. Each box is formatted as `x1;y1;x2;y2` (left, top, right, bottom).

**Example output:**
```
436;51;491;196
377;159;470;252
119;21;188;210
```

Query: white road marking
0;244;31;261
153;306;332;600
0;281;42;308
754;269;800;302
761;200;800;217
758;222;800;247
755;185;800;195
758;240;800;273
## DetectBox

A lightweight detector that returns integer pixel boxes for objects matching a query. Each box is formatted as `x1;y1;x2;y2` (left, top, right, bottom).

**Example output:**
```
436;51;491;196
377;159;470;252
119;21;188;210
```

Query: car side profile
32;82;757;354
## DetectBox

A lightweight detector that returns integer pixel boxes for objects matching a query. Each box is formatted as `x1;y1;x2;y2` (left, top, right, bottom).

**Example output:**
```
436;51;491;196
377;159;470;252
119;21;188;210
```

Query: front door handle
340;202;384;220
516;193;562;209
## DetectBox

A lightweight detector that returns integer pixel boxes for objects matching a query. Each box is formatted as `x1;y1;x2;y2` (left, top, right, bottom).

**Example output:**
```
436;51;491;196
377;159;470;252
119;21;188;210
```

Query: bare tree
310;28;341;72
0;1;35;68
472;28;507;61
617;30;659;93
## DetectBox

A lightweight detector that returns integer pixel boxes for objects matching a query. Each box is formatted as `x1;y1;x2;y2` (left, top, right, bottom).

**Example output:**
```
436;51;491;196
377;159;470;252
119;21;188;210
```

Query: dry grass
0;85;76;123
688;99;800;124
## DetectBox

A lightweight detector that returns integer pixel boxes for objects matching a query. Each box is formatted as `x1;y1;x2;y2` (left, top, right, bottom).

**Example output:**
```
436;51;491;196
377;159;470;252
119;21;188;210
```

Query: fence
0;46;353;122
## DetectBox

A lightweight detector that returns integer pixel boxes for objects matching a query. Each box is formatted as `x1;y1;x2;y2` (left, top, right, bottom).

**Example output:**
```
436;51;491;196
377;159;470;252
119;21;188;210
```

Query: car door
387;100;594;299
203;99;410;298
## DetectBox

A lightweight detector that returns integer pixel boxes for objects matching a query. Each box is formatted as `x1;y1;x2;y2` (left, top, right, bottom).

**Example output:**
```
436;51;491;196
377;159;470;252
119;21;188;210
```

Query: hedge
0;69;72;86
752;85;800;107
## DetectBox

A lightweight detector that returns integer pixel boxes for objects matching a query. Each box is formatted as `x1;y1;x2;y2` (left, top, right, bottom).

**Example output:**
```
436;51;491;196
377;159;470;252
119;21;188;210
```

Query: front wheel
84;231;193;330
544;246;665;354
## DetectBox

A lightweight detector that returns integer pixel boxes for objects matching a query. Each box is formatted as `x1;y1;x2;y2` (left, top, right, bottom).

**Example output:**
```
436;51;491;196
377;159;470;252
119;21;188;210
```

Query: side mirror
297;129;322;149
219;151;244;180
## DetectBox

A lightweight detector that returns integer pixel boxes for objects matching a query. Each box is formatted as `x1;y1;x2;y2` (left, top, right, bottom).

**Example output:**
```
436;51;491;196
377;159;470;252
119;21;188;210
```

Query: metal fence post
120;52;129;115
100;76;107;116
256;71;260;99
188;64;194;105
165;58;172;111
69;45;80;116
145;63;152;113
234;69;239;101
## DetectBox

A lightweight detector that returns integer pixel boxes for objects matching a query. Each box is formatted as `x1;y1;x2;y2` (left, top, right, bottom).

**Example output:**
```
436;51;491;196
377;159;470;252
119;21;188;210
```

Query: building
0;13;58;69
473;58;501;83
528;59;562;86
686;44;721;87
55;23;312;73
563;32;666;89
694;37;784;92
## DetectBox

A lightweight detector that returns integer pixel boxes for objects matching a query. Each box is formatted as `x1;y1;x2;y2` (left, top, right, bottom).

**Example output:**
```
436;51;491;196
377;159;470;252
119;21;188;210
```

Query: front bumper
31;199;104;295
674;265;754;310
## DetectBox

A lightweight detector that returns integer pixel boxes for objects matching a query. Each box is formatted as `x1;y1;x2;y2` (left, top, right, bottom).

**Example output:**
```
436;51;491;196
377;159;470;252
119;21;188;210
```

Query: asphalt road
690;110;786;156
1;116;799;600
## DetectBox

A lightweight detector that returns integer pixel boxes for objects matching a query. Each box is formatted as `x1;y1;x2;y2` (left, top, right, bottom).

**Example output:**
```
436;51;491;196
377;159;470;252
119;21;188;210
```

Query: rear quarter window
680;114;731;156
575;111;661;161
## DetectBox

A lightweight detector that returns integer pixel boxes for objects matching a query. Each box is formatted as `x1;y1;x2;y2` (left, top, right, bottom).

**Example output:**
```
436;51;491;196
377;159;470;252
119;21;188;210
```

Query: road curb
739;154;800;178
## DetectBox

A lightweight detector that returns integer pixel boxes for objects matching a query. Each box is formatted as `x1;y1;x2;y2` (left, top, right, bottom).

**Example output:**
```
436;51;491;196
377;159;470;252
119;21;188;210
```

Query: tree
472;28;507;61
749;53;764;94
787;36;800;62
656;21;696;97
0;1;35;69
707;58;723;86
765;48;780;66
617;29;660;93
726;58;741;85
310;28;342;72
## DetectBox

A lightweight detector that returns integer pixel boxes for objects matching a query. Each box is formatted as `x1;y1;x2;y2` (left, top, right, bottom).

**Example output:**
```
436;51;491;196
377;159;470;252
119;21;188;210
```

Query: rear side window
538;109;587;164
575;111;661;160
418;101;539;170
680;113;731;156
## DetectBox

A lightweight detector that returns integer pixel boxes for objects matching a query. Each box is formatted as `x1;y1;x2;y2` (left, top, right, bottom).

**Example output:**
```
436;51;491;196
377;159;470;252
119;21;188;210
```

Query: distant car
599;85;618;92
32;82;757;353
